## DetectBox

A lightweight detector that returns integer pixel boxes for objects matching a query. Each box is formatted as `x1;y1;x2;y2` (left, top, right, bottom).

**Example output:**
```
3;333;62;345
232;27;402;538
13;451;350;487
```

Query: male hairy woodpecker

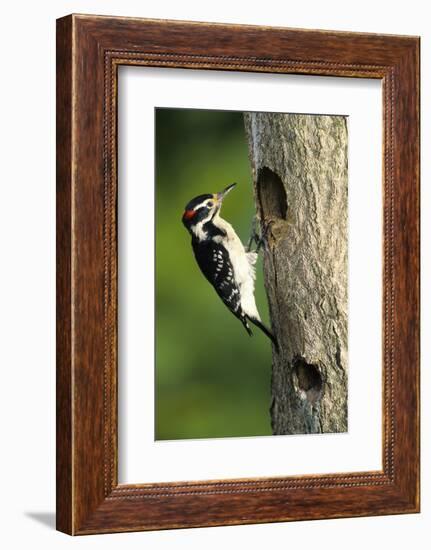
182;183;278;349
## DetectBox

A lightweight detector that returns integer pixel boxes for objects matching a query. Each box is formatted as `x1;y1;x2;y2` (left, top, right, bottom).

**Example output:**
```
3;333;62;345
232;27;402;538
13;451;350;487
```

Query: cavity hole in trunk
257;167;287;220
292;356;323;404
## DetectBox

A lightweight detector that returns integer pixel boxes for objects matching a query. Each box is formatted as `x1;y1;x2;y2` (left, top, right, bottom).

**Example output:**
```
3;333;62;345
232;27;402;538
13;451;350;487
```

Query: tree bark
244;113;348;434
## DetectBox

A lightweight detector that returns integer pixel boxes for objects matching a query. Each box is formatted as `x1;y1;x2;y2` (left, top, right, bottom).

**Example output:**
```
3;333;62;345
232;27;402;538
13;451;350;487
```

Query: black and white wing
192;240;242;317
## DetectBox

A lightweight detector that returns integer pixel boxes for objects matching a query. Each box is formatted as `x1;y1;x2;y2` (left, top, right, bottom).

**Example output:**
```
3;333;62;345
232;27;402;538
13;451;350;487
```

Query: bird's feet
246;216;274;253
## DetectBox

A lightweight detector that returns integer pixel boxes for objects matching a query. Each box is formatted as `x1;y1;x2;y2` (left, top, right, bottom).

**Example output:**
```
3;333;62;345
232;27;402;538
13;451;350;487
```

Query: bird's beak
216;183;237;202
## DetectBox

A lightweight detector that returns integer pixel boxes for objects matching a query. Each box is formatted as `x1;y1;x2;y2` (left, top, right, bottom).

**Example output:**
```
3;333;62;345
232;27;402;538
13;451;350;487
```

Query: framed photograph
56;14;420;535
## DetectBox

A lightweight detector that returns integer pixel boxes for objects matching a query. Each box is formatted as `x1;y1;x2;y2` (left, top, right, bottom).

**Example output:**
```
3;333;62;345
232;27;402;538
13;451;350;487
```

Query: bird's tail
244;315;279;352
240;316;253;337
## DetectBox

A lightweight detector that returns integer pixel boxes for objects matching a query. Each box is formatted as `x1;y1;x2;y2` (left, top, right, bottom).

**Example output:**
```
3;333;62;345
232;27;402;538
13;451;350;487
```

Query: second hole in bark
292;356;323;404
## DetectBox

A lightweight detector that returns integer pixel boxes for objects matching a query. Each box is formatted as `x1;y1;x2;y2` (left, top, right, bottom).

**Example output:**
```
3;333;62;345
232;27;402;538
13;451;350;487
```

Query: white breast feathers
212;215;261;321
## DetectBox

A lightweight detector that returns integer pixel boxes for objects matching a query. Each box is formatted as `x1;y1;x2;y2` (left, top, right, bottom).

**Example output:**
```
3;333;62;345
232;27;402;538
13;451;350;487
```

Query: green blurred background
155;108;272;440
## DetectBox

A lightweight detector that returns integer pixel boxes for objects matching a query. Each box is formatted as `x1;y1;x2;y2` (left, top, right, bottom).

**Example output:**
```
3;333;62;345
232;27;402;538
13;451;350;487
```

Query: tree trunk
244;112;348;435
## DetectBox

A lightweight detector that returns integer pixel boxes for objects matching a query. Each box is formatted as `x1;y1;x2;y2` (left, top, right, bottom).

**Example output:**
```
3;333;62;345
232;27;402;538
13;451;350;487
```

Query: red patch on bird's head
182;209;196;221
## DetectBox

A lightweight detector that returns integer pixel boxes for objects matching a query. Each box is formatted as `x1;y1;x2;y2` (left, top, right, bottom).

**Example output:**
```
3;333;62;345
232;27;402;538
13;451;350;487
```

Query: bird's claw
247;216;274;253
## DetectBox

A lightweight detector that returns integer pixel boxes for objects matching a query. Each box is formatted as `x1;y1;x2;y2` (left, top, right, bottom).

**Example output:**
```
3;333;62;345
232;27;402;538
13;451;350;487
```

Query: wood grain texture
244;113;349;436
56;16;73;534
56;14;420;535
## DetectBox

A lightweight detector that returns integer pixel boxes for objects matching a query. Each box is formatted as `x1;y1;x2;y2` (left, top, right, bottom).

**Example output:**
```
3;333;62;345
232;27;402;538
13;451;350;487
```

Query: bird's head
182;183;236;232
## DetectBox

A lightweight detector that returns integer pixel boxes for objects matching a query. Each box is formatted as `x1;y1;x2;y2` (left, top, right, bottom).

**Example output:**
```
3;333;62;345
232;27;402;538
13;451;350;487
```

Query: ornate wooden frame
56;14;420;535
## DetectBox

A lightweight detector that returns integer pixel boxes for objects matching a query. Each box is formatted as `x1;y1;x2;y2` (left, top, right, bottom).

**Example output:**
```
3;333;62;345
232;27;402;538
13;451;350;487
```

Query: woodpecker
182;183;278;349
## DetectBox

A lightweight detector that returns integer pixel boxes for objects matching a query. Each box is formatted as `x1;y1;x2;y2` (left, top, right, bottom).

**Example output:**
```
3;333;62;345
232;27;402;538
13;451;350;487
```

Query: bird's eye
207;202;214;208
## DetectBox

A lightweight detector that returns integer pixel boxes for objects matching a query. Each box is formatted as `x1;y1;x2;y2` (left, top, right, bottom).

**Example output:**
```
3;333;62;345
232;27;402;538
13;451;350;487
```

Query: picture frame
56;14;420;535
